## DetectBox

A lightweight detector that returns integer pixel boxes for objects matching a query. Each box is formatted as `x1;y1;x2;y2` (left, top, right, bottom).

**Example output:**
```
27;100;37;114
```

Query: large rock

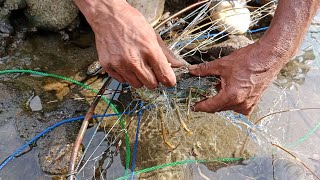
127;0;165;26
24;0;79;31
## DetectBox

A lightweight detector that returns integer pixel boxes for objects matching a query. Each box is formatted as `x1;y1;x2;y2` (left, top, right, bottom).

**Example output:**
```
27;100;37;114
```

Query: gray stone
24;0;79;31
29;95;43;111
4;0;27;10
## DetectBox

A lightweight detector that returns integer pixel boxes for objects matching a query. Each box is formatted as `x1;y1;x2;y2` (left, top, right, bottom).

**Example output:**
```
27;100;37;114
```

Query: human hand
79;0;185;89
188;41;291;115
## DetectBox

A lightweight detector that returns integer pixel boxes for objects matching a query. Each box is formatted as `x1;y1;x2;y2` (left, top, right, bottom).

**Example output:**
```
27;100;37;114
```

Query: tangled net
69;0;320;179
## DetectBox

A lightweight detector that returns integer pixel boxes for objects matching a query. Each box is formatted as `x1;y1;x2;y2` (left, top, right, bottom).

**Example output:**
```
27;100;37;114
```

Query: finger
220;102;256;116
188;60;223;77
192;91;229;113
134;60;159;89
119;70;143;89
156;35;188;67
146;44;177;87
104;67;126;83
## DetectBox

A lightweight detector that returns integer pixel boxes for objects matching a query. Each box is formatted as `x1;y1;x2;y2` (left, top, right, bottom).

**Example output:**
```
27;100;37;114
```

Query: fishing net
69;1;320;179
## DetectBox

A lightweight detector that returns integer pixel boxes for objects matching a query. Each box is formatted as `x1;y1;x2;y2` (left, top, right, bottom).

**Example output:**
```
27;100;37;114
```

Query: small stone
29;95;43;111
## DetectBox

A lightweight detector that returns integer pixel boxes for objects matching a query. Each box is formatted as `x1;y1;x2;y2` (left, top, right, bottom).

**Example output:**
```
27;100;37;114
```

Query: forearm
258;0;320;68
73;0;128;32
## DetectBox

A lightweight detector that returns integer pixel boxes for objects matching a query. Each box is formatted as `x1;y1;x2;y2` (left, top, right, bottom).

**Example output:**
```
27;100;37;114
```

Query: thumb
193;91;228;113
157;34;189;67
188;59;223;77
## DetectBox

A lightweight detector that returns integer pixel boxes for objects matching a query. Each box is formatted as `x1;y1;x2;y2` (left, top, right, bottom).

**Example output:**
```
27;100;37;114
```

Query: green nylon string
0;69;131;174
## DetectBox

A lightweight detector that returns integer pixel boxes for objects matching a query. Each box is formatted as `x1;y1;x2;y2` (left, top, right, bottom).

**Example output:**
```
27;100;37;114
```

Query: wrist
73;0;127;32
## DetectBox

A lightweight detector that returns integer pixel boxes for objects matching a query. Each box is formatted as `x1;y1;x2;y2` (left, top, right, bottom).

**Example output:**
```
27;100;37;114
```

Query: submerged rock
39;143;82;175
15;98;89;175
24;0;79;31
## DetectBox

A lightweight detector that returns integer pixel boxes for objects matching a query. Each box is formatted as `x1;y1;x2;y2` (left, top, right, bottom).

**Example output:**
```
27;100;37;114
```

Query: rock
4;0;27;10
15;99;89;175
29;95;43;111
127;0;165;26
24;0;79;31
39;143;82;175
0;0;4;6
184;35;254;64
210;1;251;34
203;35;254;58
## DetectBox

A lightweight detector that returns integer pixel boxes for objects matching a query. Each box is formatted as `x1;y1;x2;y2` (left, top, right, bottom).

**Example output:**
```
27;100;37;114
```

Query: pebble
29;95;43;111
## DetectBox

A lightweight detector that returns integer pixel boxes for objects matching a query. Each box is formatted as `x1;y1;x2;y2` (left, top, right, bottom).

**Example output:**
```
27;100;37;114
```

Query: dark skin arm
189;0;320;115
73;0;185;89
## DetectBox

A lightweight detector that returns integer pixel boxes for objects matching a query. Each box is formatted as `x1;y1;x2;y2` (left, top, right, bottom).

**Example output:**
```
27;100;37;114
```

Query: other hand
189;41;290;115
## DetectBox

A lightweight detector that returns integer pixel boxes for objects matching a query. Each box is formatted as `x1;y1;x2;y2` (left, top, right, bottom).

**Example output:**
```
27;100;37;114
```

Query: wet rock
24;0;79;31
29;95;43;111
204;35;254;58
15;99;89;175
39;143;82;175
185;35;254;64
4;0;27;10
127;0;165;26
